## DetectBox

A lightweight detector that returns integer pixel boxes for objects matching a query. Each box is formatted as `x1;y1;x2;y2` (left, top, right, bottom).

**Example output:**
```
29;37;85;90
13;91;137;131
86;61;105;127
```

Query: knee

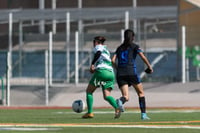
136;90;145;97
137;92;145;97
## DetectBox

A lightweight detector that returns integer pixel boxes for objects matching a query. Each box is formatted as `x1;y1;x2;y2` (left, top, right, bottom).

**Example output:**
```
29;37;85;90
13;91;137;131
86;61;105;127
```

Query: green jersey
93;45;113;71
90;44;115;90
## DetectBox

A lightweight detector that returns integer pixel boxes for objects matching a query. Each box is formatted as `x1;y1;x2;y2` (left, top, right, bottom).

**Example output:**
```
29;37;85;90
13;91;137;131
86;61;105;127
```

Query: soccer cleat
82;113;94;119
141;113;150;120
116;99;125;112
114;108;121;119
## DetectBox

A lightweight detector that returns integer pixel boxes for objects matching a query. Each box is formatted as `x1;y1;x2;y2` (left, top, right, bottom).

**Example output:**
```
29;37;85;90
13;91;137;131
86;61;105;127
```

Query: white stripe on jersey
93;45;113;70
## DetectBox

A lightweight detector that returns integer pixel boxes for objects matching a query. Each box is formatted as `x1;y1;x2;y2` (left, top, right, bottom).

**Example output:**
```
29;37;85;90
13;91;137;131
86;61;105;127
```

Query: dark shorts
117;75;141;87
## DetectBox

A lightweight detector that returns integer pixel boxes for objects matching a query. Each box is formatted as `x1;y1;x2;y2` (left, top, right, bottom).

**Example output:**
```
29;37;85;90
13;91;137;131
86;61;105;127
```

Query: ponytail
122;29;135;48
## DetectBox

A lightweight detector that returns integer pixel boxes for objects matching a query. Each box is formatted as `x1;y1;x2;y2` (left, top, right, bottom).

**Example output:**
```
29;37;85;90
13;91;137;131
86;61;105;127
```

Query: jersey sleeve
94;45;104;53
135;45;143;53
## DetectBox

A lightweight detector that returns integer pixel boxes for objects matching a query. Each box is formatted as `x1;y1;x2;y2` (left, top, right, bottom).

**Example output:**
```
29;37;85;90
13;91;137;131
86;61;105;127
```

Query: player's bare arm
138;52;153;73
111;54;117;69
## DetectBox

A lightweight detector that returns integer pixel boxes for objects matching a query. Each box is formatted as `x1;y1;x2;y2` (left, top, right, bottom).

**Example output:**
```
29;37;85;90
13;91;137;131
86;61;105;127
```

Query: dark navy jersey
115;43;142;76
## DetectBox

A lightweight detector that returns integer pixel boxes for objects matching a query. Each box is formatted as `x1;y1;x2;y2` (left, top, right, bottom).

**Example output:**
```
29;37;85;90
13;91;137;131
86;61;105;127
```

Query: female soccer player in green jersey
82;36;121;119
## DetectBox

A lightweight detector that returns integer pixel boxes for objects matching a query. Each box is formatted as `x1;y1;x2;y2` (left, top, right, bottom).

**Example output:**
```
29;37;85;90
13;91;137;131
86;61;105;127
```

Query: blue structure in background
0;50;198;82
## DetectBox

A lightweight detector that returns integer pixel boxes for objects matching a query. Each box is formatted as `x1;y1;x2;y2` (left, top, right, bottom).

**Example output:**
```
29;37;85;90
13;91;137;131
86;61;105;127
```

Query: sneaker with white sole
116;99;124;112
141;113;150;120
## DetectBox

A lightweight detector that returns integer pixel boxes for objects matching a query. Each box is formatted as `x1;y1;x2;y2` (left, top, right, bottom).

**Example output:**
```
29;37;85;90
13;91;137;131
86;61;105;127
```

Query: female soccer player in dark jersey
112;29;153;120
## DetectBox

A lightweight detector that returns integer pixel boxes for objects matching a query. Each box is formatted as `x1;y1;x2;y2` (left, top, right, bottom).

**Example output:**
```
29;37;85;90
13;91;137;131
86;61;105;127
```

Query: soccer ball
72;100;85;113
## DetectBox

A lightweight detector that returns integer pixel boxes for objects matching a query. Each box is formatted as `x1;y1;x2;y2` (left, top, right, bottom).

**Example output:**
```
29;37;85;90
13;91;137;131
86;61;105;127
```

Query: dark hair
93;36;106;44
122;29;135;48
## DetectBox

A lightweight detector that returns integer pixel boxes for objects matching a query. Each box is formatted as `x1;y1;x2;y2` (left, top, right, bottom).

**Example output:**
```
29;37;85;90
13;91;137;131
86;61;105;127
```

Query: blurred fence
0;47;200;84
1;5;200;106
1;26;200;85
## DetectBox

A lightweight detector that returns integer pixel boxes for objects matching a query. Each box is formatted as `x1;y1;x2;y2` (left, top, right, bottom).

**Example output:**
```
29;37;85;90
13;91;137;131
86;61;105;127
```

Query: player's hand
145;67;153;74
89;65;95;73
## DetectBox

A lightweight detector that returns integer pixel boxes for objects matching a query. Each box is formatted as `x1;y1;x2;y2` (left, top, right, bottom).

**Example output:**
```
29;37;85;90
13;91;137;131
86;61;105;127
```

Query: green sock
86;93;93;113
105;96;118;109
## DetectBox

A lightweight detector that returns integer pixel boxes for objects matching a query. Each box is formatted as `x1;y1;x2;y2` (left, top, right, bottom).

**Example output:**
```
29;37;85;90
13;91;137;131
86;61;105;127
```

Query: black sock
139;97;146;113
120;97;127;104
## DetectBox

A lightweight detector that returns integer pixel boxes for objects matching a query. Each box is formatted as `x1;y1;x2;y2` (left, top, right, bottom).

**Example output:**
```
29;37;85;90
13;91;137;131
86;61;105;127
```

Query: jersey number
119;50;129;65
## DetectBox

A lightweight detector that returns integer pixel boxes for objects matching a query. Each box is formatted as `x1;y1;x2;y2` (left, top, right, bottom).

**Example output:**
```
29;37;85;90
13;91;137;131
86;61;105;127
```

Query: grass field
0;108;199;133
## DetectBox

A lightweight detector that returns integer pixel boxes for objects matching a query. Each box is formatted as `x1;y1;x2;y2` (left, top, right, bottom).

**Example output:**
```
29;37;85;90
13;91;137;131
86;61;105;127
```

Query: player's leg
116;76;129;112
103;88;118;108
82;71;100;118
101;70;121;118
102;88;121;119
99;69;117;108
82;84;97;118
119;84;129;103
132;83;150;120
86;84;97;113
116;84;129;112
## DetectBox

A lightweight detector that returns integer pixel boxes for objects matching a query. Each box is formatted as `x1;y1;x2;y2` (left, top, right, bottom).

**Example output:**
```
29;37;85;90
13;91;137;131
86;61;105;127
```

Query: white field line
0;127;61;131
1;109;199;130
54;109;200;114
62;125;200;129
0;124;200;130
